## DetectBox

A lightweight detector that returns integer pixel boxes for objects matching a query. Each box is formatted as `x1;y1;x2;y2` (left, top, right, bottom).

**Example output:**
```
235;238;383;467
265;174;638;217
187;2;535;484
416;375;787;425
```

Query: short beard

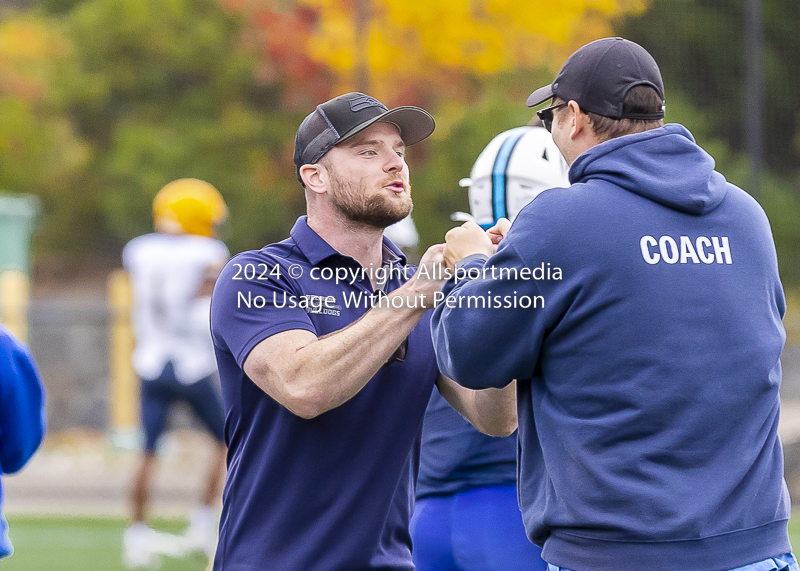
327;165;412;229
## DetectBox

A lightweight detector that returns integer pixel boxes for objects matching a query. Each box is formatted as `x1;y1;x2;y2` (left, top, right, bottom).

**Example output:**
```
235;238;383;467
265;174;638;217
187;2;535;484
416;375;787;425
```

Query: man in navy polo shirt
209;92;517;571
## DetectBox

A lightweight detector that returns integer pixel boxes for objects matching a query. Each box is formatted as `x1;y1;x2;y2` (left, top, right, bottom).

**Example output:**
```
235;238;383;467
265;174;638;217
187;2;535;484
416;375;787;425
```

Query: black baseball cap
526;37;665;120
294;92;435;179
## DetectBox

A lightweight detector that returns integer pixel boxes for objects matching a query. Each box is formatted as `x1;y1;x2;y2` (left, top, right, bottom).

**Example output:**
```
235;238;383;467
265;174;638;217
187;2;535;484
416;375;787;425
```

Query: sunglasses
536;102;568;132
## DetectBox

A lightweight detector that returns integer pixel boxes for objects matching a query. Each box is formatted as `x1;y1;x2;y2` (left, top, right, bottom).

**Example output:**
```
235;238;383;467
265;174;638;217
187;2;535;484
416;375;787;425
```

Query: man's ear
567;100;586;141
300;163;327;195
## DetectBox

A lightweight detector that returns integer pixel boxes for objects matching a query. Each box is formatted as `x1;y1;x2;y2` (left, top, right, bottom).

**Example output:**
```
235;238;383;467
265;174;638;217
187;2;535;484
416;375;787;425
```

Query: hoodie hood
569;123;727;215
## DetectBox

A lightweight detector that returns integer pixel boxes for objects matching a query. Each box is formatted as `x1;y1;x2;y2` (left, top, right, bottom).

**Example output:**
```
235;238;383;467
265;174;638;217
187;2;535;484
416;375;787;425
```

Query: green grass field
4;516;209;571
3;515;800;570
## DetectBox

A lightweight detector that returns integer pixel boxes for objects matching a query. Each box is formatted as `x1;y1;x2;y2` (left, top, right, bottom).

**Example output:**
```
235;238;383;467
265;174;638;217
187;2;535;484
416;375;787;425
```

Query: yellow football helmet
152;179;227;238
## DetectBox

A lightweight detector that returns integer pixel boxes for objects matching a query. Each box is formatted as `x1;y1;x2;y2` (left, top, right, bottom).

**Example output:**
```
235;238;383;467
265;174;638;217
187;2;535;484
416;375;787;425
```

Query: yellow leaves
305;3;356;71
0;17;71;102
0;20;50;60
0;18;71;61
295;0;650;103
0;16;88;196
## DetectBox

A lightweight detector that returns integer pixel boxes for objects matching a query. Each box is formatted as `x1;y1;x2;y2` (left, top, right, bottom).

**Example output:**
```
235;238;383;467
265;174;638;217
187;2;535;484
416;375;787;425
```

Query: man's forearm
245;244;448;418
245;286;430;419
291;297;425;414
472;381;517;436
437;376;517;437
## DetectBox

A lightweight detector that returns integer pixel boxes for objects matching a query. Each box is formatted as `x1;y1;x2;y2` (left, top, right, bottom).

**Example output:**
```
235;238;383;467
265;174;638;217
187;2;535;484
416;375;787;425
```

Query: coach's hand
443;221;494;270
393;244;447;310
486;218;511;248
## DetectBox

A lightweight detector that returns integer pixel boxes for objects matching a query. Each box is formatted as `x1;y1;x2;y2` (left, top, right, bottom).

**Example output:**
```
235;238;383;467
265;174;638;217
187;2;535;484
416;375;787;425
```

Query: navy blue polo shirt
210;216;439;571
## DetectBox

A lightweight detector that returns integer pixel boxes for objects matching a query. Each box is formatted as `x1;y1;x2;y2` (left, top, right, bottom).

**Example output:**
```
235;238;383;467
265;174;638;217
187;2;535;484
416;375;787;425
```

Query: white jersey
122;233;230;384
383;215;419;249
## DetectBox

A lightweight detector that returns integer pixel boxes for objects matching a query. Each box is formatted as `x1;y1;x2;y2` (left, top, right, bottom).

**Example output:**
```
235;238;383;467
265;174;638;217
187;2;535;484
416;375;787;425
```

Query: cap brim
526;85;554;108
338;106;436;147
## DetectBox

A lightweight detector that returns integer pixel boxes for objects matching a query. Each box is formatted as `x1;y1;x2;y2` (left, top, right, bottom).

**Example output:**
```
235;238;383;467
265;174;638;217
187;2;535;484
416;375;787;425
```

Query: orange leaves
0;18;71;102
227;1;333;106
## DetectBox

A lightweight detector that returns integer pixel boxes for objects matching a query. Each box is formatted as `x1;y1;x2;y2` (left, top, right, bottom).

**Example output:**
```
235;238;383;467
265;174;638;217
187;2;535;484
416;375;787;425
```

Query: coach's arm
430;221;545;392
436;375;517;437
243;244;442;419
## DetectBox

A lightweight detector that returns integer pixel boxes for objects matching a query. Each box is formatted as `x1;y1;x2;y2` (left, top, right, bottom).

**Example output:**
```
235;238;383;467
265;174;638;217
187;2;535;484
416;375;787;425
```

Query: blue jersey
416;388;515;500
0;326;46;558
431;124;790;570
210;217;439;570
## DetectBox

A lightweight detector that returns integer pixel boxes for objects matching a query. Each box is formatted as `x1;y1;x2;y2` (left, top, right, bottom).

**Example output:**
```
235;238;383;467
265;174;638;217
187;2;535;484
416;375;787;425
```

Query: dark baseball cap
526;37;665;120
294;92;435;178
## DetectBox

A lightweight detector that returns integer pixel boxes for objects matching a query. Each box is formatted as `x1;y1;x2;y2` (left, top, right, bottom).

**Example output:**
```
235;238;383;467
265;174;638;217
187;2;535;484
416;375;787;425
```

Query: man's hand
486;218;511;248
443;221;494;270
392;244;446;310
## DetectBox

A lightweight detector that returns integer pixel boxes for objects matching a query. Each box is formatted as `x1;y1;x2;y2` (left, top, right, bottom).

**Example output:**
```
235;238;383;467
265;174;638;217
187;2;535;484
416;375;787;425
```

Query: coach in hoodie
430;37;795;571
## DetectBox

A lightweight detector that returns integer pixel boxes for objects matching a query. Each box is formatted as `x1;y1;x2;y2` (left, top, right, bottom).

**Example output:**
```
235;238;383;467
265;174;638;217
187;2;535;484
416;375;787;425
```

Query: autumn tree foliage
2;0;798;286
222;0;334;106
228;0;648;107
3;0;305;255
0;0;651;259
0;16;91;250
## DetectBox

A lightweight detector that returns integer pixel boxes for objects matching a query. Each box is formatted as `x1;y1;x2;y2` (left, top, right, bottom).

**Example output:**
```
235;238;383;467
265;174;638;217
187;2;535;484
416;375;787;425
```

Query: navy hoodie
430;124;790;571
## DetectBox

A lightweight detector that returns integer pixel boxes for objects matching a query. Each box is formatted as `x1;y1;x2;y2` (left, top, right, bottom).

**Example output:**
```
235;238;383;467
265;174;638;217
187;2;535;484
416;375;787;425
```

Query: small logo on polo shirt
268;292;342;316
303;294;342;317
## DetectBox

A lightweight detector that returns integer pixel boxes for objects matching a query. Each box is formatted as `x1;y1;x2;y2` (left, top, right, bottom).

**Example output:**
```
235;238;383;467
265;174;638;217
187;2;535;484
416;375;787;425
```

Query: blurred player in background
384;214;420;251
122;179;230;569
0;326;46;561
455;124;568;230
411;126;566;571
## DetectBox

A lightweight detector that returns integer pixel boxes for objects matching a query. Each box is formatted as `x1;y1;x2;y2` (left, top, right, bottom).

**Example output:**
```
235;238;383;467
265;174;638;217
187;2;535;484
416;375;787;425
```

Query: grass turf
3;516;208;571
2;515;800;570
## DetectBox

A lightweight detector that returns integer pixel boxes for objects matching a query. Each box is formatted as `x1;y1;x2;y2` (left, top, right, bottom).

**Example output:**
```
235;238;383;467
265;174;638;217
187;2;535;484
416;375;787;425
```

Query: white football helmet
460;126;569;228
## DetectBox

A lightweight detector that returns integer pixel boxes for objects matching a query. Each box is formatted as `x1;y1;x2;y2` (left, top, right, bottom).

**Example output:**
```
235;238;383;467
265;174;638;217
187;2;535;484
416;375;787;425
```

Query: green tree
616;1;800;284
616;0;800;178
61;0;303;254
0;15;91;253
